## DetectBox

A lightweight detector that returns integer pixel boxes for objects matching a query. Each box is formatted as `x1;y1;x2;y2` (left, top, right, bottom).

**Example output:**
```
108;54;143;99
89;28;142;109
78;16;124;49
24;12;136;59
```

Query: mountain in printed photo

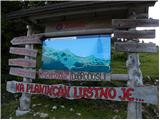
42;46;111;72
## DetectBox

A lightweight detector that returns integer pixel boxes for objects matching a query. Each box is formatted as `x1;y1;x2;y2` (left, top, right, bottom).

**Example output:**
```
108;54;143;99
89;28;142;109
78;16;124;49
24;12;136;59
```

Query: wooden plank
38;70;111;81
36;28;113;38
6;81;158;105
45;19;112;32
111;74;128;80
38;70;70;80
9;58;36;68
9;47;38;58
115;42;157;53
9;67;36;79
114;30;155;39
38;70;128;81
11;36;41;45
112;19;159;28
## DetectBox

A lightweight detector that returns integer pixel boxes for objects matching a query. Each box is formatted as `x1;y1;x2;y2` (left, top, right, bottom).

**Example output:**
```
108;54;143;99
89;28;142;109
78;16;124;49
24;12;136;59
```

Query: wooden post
16;25;33;116
127;12;143;119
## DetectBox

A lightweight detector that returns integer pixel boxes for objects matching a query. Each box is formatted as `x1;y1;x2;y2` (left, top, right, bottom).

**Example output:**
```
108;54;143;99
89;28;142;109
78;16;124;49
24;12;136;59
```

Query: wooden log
11;36;41;45
17;25;33;114
9;47;38;58
126;14;143;119
112;19;159;28
127;53;143;118
38;69;111;81
6;81;158;105
115;42;157;53
114;30;155;39
9;58;36;68
9;67;36;79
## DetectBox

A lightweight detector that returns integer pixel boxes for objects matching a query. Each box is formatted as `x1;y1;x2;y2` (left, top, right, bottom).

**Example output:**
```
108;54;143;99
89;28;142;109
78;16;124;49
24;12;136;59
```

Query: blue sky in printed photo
43;34;111;60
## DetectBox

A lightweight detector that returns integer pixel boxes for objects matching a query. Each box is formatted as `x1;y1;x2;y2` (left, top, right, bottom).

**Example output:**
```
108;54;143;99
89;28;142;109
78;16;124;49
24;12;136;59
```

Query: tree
1;1;26;77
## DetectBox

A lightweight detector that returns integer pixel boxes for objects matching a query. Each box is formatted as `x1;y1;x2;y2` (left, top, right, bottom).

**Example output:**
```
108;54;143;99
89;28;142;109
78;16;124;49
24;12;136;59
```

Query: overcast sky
138;1;160;46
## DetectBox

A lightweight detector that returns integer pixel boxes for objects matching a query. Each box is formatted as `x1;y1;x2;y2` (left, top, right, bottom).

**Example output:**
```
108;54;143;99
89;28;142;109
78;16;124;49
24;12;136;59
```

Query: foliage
1;1;26;76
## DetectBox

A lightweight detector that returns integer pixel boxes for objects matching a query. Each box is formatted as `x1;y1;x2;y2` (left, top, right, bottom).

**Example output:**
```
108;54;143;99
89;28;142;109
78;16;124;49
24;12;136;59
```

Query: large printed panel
7;81;158;105
41;34;111;73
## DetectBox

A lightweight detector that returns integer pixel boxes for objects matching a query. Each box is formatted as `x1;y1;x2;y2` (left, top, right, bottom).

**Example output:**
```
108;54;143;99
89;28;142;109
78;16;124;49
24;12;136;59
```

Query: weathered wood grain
112;19;159;28
115;42;157;53
11;36;41;45
38;70;111;81
9;58;36;68
111;74;128;80
36;28;113;38
45;19;112;32
18;25;33;114
126;14;143;119
114;30;155;39
127;53;143;118
9;47;38;58
38;70;128;81
6;81;158;105
9;67;36;79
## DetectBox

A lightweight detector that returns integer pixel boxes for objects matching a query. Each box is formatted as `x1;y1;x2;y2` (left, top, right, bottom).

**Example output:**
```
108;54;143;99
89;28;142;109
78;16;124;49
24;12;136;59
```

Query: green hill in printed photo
42;46;111;72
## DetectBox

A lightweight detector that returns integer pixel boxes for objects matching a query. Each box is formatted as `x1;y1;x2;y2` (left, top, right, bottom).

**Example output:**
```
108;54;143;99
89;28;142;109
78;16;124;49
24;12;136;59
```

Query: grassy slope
1;49;159;119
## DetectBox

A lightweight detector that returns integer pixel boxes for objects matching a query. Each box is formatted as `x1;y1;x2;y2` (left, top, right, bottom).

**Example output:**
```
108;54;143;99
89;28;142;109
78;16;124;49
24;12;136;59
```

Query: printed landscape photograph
41;34;111;72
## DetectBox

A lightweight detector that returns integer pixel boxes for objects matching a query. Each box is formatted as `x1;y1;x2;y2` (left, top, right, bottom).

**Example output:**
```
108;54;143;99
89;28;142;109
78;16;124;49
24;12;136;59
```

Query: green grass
1;96;127;119
111;51;159;80
140;52;159;79
1;48;159;119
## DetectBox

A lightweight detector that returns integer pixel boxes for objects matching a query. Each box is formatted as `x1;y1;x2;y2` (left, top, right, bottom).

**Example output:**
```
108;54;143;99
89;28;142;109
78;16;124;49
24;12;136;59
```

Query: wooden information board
7;16;159;119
